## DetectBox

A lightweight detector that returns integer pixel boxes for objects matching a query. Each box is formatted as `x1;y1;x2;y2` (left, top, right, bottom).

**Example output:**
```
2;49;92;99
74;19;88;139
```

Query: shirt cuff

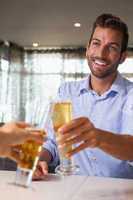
43;139;59;167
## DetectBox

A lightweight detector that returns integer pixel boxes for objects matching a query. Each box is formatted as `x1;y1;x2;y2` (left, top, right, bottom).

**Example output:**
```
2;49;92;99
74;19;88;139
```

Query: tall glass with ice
14;99;50;187
14;128;45;187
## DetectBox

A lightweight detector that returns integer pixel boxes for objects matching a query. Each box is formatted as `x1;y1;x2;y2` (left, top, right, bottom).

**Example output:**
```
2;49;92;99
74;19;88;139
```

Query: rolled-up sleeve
121;89;133;135
121;90;133;168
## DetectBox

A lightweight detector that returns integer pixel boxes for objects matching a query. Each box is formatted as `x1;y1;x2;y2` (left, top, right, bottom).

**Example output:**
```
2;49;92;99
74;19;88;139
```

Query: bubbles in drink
15;130;45;170
52;102;72;157
52;102;72;132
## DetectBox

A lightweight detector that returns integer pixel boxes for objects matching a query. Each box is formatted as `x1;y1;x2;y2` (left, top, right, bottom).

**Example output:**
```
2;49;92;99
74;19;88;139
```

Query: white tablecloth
0;171;133;200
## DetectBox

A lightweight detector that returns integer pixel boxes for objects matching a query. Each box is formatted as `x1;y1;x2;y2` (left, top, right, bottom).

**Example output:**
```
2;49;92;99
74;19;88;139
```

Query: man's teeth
95;60;106;65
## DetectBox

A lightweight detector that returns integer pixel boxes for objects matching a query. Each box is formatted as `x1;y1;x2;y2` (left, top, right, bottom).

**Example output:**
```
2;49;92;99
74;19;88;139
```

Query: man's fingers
33;161;48;180
38;161;48;175
58;131;89;148
33;170;43;180
66;141;91;157
58;121;93;145
58;117;88;133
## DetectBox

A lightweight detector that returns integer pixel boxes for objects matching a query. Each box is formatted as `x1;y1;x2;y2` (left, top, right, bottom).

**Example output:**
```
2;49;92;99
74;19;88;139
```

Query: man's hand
32;148;53;180
58;117;100;157
58;117;133;161
33;161;48;180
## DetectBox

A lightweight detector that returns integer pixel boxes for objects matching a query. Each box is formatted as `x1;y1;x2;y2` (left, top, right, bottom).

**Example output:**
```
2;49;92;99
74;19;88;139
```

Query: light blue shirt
44;73;133;178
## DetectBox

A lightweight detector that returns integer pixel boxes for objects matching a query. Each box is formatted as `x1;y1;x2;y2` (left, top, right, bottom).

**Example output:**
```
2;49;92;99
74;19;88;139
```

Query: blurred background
0;0;133;123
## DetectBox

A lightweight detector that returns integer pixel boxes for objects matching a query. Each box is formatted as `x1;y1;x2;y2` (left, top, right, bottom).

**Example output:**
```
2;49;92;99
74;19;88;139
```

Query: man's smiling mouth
92;58;109;69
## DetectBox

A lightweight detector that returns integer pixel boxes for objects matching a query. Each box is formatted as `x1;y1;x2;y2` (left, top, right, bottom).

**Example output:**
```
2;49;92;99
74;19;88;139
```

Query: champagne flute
51;98;79;176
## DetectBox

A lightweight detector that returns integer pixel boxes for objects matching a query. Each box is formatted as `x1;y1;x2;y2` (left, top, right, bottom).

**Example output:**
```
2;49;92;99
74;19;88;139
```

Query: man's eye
91;41;100;46
109;46;120;52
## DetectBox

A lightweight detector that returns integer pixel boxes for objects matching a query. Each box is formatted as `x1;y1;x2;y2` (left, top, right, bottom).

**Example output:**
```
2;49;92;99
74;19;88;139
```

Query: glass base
15;167;33;188
55;159;79;176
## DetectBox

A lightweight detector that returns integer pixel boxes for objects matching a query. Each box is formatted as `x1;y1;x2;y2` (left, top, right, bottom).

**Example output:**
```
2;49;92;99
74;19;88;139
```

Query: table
0;171;133;200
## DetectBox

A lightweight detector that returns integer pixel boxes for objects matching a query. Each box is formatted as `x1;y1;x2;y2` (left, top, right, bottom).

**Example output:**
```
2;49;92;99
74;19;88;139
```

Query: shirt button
91;157;97;161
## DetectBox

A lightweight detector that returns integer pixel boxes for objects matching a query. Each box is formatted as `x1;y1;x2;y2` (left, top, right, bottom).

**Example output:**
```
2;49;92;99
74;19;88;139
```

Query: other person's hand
0;121;45;162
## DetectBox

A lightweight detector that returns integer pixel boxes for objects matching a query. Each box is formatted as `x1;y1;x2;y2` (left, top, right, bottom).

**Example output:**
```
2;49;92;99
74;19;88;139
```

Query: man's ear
119;51;127;64
86;49;87;57
86;43;90;57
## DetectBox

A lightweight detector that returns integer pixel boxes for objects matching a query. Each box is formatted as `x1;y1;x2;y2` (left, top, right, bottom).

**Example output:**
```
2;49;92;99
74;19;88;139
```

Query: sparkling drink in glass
52;100;78;175
14;128;46;187
14;99;50;187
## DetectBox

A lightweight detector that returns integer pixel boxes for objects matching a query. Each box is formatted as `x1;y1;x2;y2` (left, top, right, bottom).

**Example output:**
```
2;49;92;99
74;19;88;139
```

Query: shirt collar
78;73;126;96
78;75;91;96
109;72;127;95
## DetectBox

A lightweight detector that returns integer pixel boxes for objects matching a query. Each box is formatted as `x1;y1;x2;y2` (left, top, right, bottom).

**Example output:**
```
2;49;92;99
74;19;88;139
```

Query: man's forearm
97;129;133;160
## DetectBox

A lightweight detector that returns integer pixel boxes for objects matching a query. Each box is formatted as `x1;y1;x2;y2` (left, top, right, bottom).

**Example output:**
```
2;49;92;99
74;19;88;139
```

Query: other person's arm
0;121;44;160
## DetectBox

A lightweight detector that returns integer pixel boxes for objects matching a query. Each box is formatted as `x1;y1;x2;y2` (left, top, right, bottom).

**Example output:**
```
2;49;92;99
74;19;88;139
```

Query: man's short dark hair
89;13;129;53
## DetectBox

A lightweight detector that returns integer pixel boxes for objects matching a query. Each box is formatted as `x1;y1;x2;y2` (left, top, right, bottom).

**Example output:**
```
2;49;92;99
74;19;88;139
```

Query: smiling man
34;13;133;179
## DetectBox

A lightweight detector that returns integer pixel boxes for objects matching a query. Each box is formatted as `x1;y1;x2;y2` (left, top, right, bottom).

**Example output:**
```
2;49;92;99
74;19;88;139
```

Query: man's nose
97;46;108;59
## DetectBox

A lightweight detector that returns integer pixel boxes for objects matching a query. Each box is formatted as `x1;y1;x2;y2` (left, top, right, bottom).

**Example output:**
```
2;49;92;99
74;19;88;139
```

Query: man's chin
91;70;112;79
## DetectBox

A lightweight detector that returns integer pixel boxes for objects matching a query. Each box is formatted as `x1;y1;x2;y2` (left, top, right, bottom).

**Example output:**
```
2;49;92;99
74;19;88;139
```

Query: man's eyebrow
91;38;100;42
91;38;120;47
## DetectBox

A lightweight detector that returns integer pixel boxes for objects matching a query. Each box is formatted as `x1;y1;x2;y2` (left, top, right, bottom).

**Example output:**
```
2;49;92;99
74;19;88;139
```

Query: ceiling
0;0;133;49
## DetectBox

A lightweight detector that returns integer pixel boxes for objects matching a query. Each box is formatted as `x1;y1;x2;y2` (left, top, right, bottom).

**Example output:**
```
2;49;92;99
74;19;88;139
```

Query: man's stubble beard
87;58;120;79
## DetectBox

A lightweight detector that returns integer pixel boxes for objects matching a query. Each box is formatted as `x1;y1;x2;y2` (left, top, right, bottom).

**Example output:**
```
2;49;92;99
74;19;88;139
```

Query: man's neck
89;73;117;95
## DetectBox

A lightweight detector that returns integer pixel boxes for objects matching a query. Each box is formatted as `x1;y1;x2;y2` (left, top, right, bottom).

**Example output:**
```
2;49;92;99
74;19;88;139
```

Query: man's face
86;27;126;79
